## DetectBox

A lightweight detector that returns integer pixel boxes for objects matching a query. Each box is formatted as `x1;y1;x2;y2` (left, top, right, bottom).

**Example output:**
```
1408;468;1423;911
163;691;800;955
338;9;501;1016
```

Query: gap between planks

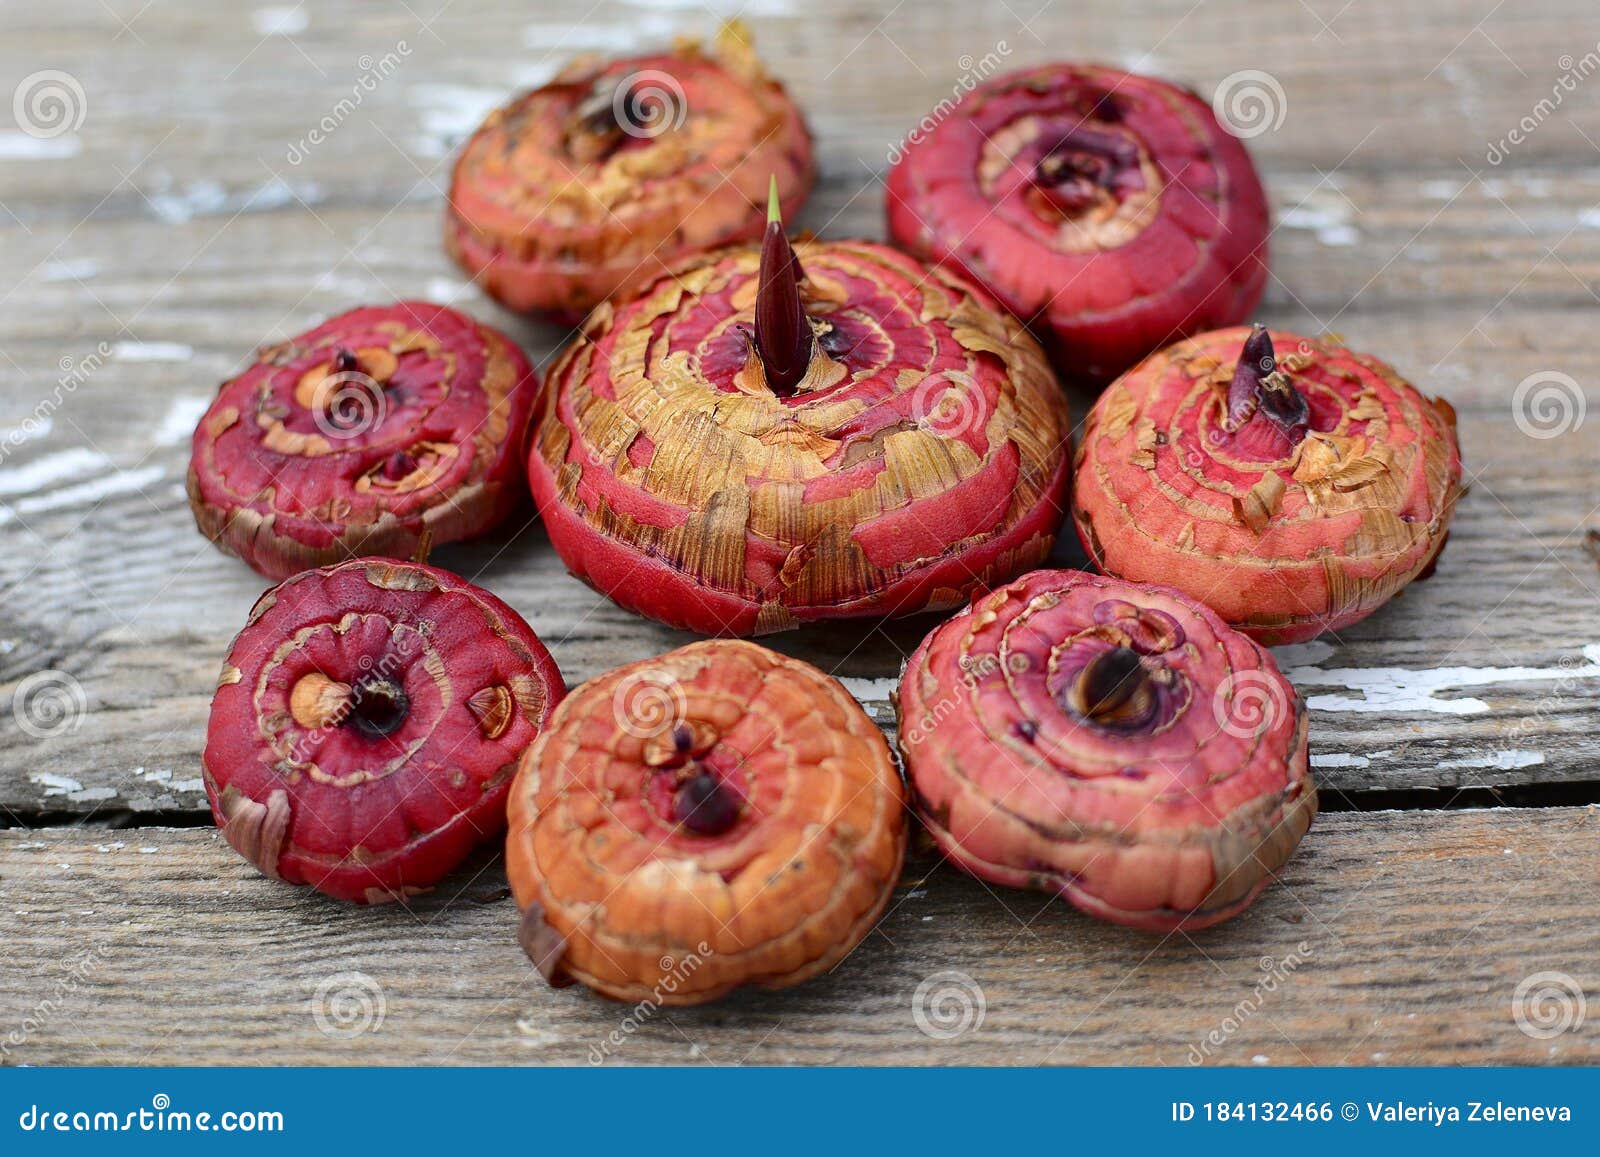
0;807;1596;1066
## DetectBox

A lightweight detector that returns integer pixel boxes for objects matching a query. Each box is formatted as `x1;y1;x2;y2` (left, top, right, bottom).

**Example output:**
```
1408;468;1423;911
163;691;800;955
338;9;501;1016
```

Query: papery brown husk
505;639;905;1004
897;568;1315;931
526;238;1073;636
446;21;815;317
1073;327;1463;644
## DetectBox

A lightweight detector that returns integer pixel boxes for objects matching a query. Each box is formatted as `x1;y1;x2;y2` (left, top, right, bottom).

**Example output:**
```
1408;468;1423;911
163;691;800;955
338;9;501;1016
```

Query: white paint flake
0;415;53;447
40;258;101;282
30;772;83;796
0;464;167;526
146;176;321;225
1437;750;1545;770
1310;752;1371;769
0;447;110;496
1283;645;1600;715
153;396;212;445
112;340;194;362
408;85;506;158
839;676;898;705
0;133;81;160
252;6;309;35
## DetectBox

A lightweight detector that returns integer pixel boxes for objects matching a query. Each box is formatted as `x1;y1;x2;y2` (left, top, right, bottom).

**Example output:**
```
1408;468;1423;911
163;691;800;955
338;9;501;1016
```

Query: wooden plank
2;0;1598;220
3;154;1600;813
4;172;1600;811
1;808;1596;1066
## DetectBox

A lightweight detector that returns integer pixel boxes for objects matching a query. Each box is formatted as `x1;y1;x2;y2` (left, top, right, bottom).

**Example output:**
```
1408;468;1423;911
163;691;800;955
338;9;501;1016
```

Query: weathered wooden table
2;0;1597;1066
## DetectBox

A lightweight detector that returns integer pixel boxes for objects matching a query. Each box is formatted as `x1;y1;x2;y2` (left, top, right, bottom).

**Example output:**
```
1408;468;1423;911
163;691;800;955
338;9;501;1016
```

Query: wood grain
3;181;1600;813
1;809;1595;1066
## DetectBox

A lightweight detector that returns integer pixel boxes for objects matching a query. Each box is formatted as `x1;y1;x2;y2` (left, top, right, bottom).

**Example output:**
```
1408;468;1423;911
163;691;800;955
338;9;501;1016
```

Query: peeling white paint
1284;645;1600;714
133;765;204;793
408;85;507;158
153;396;212;445
0;447;110;496
0;464;167;526
30;772;83;796
1437;750;1545;770
839;676;898;706
1279;201;1361;249
40;258;101;282
147;176;321;225
1311;752;1371;769
113;340;194;362
0;132;80;160
521;21;674;54
0;415;53;447
1419;178;1463;200
252;6;309;34
426;277;471;303
312;271;377;297
623;0;794;11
